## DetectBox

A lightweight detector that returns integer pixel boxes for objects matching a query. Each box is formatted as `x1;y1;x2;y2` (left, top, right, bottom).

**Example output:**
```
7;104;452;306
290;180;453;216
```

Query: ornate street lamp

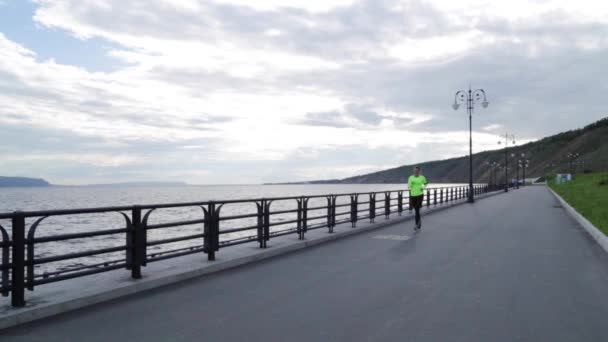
498;134;516;192
453;86;489;203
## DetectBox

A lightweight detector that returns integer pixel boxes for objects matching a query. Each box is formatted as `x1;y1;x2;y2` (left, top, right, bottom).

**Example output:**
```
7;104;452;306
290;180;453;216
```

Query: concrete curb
0;189;505;330
548;187;608;253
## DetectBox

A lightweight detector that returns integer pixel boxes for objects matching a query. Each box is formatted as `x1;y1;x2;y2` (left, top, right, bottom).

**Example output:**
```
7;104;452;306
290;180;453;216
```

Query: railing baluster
426;189;431;208
433;189;437;206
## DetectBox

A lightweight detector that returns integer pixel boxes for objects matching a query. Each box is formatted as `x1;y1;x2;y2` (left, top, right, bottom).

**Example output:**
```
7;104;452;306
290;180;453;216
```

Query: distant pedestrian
408;166;427;230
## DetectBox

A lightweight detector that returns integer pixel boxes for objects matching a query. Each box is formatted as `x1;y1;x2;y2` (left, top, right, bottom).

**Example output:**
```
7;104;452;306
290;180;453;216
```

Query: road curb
548;187;608;254
0;189;504;330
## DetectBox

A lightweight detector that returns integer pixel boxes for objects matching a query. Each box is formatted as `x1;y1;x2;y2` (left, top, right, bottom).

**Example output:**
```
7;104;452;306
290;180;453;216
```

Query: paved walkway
3;186;608;341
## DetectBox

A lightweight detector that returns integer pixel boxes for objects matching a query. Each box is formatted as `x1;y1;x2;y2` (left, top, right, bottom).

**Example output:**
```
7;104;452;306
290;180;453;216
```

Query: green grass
549;172;608;235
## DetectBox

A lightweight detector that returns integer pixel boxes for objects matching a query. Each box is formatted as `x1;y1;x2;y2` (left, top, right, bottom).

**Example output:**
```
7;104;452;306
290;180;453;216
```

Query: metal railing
0;184;495;307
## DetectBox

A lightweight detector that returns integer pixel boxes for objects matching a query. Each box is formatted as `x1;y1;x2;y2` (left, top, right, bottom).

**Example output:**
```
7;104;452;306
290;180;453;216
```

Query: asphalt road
3;186;608;341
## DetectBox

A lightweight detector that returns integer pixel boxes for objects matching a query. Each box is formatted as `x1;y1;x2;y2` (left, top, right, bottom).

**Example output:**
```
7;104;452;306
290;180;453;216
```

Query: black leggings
410;195;424;224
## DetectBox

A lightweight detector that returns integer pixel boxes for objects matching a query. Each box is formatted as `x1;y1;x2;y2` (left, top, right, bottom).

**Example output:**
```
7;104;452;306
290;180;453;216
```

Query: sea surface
0;184;465;279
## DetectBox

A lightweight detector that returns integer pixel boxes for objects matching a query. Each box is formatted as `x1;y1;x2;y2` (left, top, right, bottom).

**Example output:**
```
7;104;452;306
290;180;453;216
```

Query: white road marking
373;234;411;241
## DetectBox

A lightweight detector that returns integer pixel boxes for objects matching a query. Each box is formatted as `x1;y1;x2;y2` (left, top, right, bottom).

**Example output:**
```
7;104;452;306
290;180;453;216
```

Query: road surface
3;186;608;341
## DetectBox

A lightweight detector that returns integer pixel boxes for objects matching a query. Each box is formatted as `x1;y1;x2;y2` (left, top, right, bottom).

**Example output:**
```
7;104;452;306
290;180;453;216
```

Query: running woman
408;166;427;230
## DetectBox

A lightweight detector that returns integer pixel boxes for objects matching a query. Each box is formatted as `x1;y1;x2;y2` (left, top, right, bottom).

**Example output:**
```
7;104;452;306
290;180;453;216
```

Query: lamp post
498;134;516;192
453;86;489;203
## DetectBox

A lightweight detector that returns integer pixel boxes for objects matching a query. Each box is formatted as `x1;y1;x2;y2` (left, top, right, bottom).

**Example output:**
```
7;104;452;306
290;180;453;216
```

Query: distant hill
0;177;51;187
82;182;188;187
308;116;608;184
0;178;188;187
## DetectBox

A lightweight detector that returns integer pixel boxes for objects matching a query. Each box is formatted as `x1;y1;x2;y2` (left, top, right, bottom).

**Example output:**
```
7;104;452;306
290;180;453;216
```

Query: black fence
0;184;495;307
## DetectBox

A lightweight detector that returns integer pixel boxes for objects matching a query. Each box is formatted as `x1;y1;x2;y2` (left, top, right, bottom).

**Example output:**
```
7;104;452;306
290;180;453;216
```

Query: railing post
0;224;8;297
397;191;403;216
433;189;437;206
327;196;336;233
384;192;391;219
204;202;220;260
440;188;443;204
130;206;142;279
256;201;264;249
369;193;376;223
350;194;358;227
11;211;26;307
302;198;308;235
264;201;271;244
297;198;304;239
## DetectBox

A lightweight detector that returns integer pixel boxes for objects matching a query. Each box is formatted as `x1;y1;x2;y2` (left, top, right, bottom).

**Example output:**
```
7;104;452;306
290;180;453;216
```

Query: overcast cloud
0;0;606;184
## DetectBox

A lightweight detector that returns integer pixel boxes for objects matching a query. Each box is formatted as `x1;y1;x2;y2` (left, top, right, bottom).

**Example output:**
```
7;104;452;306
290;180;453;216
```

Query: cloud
0;0;607;183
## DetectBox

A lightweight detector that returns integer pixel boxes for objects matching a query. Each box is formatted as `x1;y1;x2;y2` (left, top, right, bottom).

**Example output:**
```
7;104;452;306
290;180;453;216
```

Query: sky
0;0;607;185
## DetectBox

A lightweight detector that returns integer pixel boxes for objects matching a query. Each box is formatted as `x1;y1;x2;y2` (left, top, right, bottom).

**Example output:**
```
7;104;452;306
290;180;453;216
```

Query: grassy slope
549;172;608;235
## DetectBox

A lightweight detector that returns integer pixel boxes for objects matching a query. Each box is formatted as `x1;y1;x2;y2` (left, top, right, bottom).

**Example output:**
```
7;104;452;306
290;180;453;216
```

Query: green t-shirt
408;175;428;197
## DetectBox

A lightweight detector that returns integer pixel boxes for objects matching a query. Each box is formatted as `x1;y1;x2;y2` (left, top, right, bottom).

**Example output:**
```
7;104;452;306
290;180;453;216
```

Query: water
0;184;464;279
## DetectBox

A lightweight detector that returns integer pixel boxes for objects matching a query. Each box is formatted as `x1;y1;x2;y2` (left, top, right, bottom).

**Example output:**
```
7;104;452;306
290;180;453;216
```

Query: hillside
0;177;51;187
312;116;608;184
